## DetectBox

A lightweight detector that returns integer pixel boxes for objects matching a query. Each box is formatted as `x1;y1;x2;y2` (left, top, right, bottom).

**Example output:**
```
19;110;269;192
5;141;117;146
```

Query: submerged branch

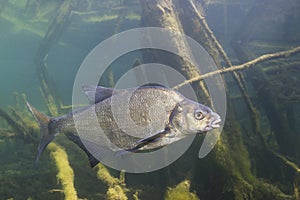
96;164;131;200
173;46;300;90
48;143;78;200
0;108;28;138
271;150;300;173
0;128;15;139
165;180;200;200
187;0;232;67
271;149;300;198
188;0;263;138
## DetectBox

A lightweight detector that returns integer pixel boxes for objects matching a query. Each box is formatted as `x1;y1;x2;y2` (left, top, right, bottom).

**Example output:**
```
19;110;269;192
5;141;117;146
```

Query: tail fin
26;102;55;162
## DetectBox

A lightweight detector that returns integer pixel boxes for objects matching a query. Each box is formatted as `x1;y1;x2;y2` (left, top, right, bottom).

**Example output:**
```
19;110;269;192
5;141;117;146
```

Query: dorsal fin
82;85;114;104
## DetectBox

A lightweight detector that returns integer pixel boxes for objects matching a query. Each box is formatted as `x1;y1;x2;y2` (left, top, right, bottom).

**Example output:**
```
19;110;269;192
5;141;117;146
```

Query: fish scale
26;85;221;167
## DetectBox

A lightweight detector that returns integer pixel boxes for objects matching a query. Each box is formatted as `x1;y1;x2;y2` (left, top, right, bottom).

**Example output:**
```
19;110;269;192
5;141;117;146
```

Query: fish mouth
211;118;222;128
203;117;222;131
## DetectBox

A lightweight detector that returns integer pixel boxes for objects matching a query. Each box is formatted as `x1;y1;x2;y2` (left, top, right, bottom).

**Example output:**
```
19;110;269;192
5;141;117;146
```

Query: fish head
173;100;221;134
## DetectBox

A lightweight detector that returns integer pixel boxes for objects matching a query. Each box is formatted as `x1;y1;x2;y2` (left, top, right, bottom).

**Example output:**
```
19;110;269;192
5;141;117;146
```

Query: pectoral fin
116;127;171;156
136;127;171;146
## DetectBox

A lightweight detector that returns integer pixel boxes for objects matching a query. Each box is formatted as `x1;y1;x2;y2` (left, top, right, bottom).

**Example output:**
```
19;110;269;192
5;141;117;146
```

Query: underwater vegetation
0;0;300;199
48;143;78;200
165;180;200;200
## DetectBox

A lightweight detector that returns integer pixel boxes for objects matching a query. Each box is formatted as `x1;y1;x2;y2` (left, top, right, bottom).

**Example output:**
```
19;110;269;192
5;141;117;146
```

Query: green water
0;0;300;200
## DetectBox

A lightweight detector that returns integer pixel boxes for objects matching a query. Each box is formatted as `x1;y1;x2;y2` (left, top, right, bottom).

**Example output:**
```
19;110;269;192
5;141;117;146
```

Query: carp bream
27;85;221;167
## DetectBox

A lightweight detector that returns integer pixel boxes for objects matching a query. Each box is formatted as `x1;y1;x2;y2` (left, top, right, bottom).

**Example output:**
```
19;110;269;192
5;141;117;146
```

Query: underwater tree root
140;0;211;100
271;151;300;173
48;143;78;200
173;45;300;89
35;1;77;116
95;163;137;200
270;150;300;199
186;0;232;67
0;128;15;139
0;108;31;140
183;0;262;139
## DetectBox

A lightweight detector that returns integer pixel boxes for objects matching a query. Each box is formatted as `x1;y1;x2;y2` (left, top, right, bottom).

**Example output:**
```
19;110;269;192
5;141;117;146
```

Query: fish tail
26;102;56;162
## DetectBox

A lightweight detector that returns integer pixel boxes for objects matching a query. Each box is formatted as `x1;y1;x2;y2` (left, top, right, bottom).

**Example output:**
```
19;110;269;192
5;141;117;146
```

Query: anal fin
65;132;100;168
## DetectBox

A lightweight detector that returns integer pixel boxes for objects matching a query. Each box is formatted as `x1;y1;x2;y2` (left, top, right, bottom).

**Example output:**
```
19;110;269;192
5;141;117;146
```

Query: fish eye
194;110;205;120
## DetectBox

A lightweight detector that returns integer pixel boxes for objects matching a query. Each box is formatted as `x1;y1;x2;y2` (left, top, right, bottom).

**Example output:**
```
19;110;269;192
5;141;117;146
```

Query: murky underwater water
0;0;300;199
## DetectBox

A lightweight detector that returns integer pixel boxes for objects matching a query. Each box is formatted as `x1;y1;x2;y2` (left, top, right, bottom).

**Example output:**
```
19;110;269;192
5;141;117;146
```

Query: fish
26;85;221;167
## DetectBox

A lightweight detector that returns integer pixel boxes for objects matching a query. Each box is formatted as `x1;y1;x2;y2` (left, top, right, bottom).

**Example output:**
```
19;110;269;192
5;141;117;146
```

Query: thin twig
173;46;300;90
189;0;233;67
271;150;300;173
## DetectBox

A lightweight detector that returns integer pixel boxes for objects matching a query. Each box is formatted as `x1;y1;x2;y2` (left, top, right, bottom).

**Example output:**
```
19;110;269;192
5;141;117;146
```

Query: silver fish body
27;86;221;167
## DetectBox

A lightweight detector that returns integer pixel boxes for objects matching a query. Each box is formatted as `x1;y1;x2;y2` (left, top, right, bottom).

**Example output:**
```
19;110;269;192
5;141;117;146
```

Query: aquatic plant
165;180;200;200
95;164;138;200
0;93;37;142
141;0;300;199
1;0;300;199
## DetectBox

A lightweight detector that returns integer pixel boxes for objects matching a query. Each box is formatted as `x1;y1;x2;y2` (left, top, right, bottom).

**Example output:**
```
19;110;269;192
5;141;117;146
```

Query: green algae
165;180;200;200
48;143;78;200
0;1;299;199
95;164;135;200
